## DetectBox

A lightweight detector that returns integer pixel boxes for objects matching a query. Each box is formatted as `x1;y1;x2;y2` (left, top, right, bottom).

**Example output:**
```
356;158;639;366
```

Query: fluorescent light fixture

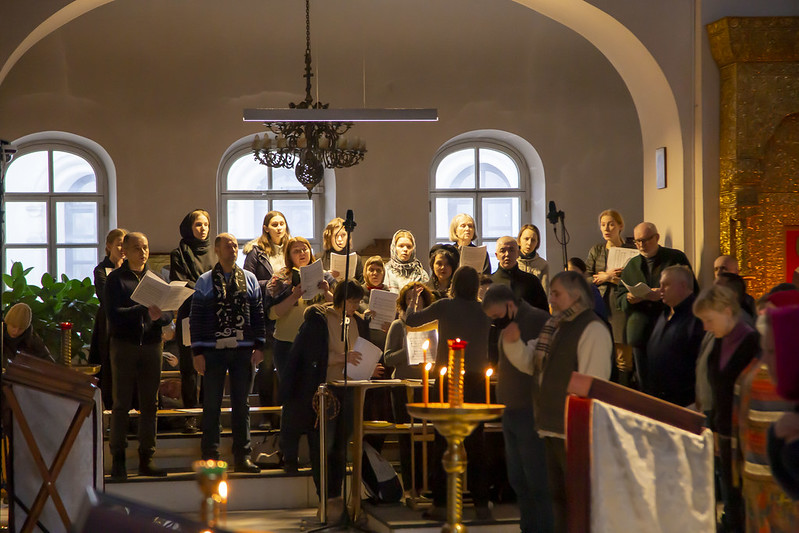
243;108;438;123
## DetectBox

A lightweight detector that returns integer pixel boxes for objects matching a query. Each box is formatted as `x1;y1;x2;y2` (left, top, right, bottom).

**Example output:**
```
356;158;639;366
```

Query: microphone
343;209;357;231
547;201;560;225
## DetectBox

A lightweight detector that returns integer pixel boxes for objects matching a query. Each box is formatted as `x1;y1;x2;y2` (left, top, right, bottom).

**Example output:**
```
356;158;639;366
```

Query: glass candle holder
447;338;467;407
59;322;73;367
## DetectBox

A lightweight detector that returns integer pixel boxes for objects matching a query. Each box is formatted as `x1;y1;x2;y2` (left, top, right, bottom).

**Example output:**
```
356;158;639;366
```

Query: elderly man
617;222;694;388
482;284;553;533
105;232;173;480
713;254;739;279
191;233;265;473
492;236;548;312
535;271;612;532
642;265;704;406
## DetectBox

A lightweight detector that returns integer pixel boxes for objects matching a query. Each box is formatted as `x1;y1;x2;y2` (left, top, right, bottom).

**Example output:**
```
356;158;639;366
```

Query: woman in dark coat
88;227;127;408
3;303;53;368
170;209;213;433
694;284;760;533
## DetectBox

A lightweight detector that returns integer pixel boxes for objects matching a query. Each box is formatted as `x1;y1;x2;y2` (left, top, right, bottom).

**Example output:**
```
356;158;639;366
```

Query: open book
131;270;194;311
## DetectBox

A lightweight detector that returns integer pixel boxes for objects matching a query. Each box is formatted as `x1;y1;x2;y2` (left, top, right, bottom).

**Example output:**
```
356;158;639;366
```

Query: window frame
429;139;531;267
4;141;108;281
217;143;326;255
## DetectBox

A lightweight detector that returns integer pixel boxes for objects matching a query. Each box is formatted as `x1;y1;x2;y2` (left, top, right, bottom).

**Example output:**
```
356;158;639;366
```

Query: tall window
4;145;106;282
219;146;325;262
430;142;529;270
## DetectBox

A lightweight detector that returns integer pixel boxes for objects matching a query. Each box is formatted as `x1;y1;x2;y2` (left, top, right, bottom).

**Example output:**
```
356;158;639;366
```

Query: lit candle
439;366;447;403
218;480;228;526
422;339;429;365
485;368;493;405
423;362;432;405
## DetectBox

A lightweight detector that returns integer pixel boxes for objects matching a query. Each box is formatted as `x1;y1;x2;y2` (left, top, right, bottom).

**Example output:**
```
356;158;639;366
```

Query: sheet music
130;270;194;311
459;245;486;272
606;247;640;272
300;259;324;300
346;337;383;380
621;279;652;299
368;289;398;330
406;329;438;366
330;252;358;281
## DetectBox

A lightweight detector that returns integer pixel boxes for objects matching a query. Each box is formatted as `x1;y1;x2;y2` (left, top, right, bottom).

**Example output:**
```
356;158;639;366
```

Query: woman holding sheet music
266;236;334;472
449;213;491;274
585;209;636;345
321;217;364;284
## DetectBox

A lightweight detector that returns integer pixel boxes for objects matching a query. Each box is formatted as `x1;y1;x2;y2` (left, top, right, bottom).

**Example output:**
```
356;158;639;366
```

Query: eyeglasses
633;234;656;246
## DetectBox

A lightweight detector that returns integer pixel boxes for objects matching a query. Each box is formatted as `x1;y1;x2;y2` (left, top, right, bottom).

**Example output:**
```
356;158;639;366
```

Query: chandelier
246;0;437;197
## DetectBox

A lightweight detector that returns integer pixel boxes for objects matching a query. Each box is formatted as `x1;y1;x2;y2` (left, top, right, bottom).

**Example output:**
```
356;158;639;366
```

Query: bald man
616;223;695;388
492;236;548;312
713;255;738;279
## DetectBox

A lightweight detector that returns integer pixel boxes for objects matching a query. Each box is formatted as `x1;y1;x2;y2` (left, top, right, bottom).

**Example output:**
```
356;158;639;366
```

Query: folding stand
3;353;102;533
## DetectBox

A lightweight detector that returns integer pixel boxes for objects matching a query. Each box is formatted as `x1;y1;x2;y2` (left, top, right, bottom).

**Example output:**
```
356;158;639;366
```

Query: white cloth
588;400;715;533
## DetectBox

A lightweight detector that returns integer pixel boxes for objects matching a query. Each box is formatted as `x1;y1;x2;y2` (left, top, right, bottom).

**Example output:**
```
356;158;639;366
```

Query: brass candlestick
407;403;504;533
59;322;73;367
193;460;228;527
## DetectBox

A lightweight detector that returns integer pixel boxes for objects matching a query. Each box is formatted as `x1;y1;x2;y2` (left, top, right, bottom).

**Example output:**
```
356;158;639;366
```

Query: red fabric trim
566;395;592;533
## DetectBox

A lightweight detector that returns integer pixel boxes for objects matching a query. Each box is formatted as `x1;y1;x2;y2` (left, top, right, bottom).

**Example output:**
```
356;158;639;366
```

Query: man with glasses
616;222;695;390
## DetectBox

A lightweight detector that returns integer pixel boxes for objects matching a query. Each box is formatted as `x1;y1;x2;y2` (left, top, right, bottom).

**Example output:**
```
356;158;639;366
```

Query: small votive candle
423;362;432;405
439;366;447;403
218;480;228;525
485;368;493;404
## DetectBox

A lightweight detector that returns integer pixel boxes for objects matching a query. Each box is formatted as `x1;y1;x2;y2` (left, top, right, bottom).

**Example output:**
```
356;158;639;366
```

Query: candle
423;362;432;405
485;368;493;405
439;366;447;403
422;339;429;365
218;480;228;526
251;134;261;151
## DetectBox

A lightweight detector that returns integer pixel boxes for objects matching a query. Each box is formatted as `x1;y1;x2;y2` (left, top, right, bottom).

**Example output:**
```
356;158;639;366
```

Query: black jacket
104;261;173;345
492;264;549;312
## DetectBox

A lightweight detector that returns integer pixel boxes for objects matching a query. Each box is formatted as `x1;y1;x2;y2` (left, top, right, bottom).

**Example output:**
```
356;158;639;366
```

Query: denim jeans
503;408;554;533
200;347;253;460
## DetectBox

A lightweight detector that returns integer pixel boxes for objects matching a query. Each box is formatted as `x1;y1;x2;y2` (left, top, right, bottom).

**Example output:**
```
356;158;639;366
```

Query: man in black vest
492;236;548;312
616;222;694;388
482;284;553;533
534;271;612;533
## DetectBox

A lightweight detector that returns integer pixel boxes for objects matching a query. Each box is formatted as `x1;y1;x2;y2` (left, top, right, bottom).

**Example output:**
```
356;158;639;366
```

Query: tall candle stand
407;339;504;533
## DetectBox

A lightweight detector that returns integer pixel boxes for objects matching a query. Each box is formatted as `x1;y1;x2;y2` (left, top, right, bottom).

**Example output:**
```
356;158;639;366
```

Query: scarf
520;250;538;261
533;301;588;376
177;211;212;282
386;229;426;281
212;263;248;345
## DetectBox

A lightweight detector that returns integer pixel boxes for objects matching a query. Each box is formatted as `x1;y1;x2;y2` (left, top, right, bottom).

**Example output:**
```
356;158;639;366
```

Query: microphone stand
549;209;570;271
310;211;370;532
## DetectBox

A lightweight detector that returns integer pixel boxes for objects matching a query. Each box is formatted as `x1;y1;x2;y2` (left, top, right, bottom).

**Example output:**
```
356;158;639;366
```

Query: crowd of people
3;207;798;533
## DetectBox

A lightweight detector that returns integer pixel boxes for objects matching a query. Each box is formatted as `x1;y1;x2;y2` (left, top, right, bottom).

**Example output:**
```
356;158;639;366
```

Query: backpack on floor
361;441;403;503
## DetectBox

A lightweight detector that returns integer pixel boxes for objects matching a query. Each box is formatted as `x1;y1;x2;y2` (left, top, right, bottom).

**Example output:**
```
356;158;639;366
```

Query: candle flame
425;362;433;371
218;481;228;501
439;366;447;376
422;339;430;350
486;368;493;378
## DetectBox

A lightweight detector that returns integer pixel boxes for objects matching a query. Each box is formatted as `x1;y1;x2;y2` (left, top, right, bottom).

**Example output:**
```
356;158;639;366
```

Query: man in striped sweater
191;233;265;472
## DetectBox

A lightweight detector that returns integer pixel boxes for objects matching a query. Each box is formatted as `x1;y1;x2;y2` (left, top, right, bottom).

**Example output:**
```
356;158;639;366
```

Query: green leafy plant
2;261;99;364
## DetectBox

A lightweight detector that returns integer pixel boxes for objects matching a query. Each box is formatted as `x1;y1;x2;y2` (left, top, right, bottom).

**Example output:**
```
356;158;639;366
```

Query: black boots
234;457;261;474
110;453;127;481
138;454;168;477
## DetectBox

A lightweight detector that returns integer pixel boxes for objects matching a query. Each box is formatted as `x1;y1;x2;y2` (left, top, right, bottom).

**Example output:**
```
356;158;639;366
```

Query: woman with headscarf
89;227;127;408
170;209;214;433
383;229;429;293
321;217;364;284
3;303;53;368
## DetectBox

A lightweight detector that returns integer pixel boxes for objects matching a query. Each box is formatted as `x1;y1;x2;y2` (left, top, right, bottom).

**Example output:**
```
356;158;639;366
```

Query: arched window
4;142;107;282
430;141;530;271
218;141;326;261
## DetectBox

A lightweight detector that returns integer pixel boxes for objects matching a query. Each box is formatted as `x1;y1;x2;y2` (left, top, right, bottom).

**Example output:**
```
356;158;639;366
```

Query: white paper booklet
131;270;194;311
330;252;358;281
459;245;486;272
406;329;438;366
368;289;398;330
606;247;640;272
621;279;653;299
346;337;383;380
300;259;324;300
